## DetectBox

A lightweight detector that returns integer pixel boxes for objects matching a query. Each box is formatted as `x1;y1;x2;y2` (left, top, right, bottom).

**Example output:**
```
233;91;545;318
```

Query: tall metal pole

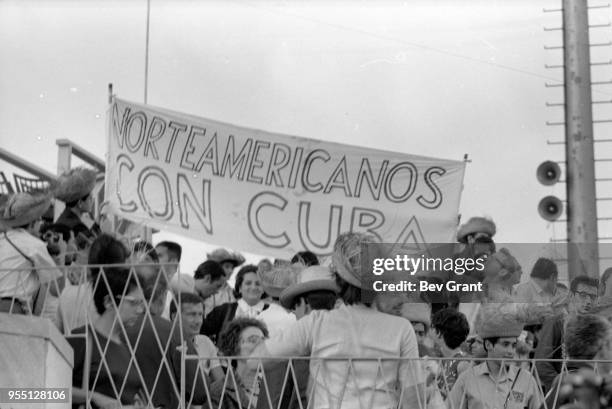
562;0;599;280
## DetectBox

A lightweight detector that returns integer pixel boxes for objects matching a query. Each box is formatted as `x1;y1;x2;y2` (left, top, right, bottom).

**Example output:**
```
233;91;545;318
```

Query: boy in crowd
170;292;224;382
448;314;542;409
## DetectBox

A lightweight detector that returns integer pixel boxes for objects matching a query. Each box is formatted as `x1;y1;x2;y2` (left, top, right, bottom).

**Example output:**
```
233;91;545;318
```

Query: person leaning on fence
126;261;209;409
169;292;224;383
250;232;425;409
54;167;101;239
215;317;270;409
447;308;543;409
0;191;65;314
534;275;599;393
543;313;612;409
68;266;148;409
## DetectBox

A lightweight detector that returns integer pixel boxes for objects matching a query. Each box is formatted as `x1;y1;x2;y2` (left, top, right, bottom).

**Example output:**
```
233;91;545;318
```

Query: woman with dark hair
68;265;148;408
201;264;269;344
213;318;269;409
250;232;425;409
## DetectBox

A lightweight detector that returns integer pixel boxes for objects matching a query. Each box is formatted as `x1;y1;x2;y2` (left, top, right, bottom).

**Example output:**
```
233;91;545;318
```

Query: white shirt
162;273;196;320
514;279;553;304
263;303;424;409
0;229;60;303
258;302;296;340
193;335;222;374
56;282;100;334
236;298;267;319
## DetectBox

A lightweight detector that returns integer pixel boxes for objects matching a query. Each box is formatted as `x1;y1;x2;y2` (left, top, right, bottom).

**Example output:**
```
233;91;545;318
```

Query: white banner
106;98;466;258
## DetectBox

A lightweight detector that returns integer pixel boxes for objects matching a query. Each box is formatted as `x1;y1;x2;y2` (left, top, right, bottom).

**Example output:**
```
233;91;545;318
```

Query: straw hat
0;192;52;231
478;317;524;339
259;263;302;299
206;248;246;267
54;167;97;203
280;265;339;309
476;305;524;338
457;217;496;243
331;232;385;289
482;248;522;286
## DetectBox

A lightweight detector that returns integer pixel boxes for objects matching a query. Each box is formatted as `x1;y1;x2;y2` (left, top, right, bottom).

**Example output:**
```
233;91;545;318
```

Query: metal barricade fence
1;263;612;409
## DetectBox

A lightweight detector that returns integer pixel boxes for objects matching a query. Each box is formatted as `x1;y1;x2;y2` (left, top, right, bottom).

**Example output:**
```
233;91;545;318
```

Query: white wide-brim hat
280;265;339;309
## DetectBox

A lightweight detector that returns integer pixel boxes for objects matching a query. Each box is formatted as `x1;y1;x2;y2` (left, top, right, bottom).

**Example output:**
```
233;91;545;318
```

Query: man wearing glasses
534;275;599;393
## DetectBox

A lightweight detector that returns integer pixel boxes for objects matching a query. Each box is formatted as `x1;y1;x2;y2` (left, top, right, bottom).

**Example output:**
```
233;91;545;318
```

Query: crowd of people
2;167;612;409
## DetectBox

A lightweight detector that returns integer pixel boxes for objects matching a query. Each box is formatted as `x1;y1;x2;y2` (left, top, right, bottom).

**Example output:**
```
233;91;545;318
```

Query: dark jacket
541;361;594;409
201;302;240;344
201;302;272;345
126;315;208;408
534;314;565;393
55;207;100;239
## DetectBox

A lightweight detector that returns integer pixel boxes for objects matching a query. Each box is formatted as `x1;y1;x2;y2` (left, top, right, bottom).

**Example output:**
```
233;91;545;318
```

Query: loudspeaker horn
538;196;563;221
537;161;561;186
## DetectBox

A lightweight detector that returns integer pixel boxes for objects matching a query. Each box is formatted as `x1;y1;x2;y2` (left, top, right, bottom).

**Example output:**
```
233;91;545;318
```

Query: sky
2;0;612;278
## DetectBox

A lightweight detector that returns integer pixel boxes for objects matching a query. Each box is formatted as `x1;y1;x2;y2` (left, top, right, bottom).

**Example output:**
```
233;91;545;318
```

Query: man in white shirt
514;257;558;303
252;232;424;409
0;192;64;314
447;314;543;409
170;292;224;382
